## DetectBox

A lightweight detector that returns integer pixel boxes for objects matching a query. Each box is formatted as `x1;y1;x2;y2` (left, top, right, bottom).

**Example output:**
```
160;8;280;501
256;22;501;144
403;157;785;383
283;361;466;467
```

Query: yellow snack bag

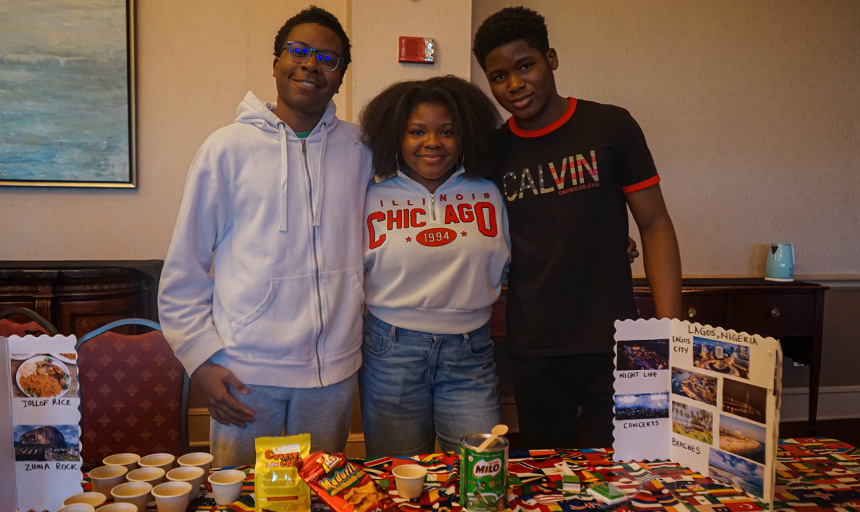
255;434;311;512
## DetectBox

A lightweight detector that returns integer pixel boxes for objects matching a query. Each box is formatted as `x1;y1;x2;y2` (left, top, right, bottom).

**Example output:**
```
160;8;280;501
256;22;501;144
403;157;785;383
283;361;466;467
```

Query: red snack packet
298;451;397;512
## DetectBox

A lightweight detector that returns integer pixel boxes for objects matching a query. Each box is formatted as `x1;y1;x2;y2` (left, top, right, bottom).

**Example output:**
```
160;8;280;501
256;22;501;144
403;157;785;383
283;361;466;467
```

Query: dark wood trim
631;277;828;434
0;260;163;337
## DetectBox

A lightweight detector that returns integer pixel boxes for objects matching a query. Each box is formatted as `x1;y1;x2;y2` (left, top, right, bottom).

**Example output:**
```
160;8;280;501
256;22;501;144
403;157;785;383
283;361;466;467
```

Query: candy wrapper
255;434;311;512
298;451;396;512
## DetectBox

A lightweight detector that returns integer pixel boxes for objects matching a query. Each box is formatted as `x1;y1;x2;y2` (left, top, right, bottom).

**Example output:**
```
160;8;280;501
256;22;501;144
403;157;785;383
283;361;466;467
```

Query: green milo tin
460;433;508;511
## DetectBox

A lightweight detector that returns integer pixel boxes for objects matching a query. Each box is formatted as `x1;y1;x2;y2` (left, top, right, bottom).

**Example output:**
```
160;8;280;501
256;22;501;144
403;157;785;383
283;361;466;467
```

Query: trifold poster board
612;319;781;506
1;335;82;512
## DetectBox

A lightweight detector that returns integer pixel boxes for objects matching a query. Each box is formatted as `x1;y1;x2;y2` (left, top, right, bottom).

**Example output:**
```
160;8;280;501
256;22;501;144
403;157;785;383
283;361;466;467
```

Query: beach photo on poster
692;337;750;379
671;367;717;406
14;425;81;462
671;401;713;444
722;378;767;424
614;392;669;420
616;339;669;371
718;415;766;464
708;448;764;497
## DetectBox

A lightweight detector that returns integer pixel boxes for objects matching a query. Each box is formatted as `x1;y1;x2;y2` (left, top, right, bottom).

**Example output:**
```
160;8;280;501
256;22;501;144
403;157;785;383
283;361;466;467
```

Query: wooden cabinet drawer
635;294;727;326
633;296;655;318
729;293;816;336
681;294;727;325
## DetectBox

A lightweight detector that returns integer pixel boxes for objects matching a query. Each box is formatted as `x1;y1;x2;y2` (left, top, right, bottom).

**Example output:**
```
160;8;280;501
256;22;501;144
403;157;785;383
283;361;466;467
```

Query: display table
80;438;859;511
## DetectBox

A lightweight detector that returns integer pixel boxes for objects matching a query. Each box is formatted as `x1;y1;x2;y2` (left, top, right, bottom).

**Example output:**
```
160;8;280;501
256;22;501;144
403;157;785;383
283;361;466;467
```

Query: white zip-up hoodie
159;91;372;388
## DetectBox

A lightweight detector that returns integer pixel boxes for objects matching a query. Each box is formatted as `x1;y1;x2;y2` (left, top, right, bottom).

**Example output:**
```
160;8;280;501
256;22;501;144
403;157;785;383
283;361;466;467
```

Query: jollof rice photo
20;373;62;397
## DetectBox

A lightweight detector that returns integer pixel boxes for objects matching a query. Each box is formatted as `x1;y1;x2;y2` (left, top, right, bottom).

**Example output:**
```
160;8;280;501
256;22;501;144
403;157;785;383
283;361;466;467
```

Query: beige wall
1;1;857;280
0;0;349;261
4;1;856;446
351;0;473;120
471;0;860;278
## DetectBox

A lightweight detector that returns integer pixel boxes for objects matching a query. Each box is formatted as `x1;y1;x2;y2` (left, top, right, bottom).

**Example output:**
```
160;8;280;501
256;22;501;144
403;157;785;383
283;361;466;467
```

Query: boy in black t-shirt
473;6;682;448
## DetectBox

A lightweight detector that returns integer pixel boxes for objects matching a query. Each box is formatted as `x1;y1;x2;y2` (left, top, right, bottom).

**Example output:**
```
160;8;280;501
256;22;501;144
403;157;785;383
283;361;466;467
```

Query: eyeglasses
281;41;343;72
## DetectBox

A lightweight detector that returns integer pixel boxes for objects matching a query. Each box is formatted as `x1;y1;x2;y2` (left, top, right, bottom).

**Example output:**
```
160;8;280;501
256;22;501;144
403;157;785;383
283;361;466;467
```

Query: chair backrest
75;319;190;467
0;307;59;336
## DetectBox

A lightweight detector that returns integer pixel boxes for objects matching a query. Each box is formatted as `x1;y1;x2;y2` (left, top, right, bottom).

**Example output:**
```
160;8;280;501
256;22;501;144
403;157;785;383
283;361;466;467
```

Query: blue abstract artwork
0;0;134;187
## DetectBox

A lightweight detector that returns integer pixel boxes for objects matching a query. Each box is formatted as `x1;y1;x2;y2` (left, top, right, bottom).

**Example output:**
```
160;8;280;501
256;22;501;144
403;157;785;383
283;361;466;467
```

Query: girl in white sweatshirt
359;75;509;456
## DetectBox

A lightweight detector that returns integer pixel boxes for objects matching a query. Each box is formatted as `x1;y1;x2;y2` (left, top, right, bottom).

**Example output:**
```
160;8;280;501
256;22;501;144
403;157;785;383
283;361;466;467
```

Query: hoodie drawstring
314;123;328;227
278;123;289;232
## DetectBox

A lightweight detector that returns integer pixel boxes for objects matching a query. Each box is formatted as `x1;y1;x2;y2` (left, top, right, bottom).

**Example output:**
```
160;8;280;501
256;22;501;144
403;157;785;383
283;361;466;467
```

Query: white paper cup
393;464;427;499
111;481;153;512
62;491;106;507
152;481;193;512
89;464;129;496
127;466;166;487
103;453;140;472
208;469;246;505
138;452;176;473
96;503;138;512
56;504;95;512
177;452;214;474
167;465;206;500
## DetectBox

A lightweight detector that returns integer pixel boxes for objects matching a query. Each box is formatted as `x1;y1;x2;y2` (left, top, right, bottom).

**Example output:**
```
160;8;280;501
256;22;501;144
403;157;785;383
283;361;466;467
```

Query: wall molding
781;385;860;422
801;276;860;290
629;275;860;290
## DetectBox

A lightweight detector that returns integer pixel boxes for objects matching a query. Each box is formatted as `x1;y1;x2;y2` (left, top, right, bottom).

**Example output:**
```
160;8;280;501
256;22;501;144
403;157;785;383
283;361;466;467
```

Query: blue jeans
359;313;501;457
210;372;356;467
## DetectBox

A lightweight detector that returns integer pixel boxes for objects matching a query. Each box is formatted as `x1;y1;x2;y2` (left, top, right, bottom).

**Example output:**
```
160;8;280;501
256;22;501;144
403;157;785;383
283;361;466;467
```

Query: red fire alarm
399;36;435;64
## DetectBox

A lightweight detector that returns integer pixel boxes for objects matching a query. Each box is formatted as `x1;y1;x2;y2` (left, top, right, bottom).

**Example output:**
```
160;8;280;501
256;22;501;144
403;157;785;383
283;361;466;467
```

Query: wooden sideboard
633;278;827;434
0;260;162;337
490;278;828;435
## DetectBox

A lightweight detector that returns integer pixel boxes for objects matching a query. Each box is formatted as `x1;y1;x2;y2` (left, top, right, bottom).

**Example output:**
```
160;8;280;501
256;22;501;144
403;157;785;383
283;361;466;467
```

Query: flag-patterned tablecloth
83;437;859;511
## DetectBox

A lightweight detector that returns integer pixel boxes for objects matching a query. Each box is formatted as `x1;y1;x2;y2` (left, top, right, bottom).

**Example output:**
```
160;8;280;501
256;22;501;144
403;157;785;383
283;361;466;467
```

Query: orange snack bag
298;451;396;512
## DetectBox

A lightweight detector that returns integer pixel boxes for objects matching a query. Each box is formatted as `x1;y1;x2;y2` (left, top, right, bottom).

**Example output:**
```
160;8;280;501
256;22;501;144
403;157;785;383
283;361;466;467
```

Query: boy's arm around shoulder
626;183;683;319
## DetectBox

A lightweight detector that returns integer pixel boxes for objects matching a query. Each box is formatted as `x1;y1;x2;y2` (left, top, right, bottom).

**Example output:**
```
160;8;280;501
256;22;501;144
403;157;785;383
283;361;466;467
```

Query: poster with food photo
4;334;82;512
612;319;781;505
12;353;78;399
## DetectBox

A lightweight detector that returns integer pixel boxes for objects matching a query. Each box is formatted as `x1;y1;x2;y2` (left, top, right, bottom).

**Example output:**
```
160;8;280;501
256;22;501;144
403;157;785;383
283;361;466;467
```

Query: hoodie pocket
230;274;317;362
317;269;365;358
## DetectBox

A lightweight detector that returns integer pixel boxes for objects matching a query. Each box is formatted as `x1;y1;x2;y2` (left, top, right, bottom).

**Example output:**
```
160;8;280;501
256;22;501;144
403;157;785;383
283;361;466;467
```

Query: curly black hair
274;6;351;76
359;75;502;181
473;6;549;70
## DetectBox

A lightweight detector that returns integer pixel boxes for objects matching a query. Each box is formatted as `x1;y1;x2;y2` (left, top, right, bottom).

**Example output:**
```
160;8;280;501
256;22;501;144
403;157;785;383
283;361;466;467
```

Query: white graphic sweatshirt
364;169;510;334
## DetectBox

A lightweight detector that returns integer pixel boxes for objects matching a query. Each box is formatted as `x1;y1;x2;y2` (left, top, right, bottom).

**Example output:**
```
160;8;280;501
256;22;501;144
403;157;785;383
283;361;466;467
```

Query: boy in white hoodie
158;7;372;466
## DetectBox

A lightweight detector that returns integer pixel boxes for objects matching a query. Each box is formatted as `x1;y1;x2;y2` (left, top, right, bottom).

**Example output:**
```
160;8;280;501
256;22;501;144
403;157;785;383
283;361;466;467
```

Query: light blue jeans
210;372;356;467
359;313;501;457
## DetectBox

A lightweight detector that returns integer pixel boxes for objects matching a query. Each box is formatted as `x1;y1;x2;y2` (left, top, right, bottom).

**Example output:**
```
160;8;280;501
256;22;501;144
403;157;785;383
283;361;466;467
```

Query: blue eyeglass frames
281;41;343;72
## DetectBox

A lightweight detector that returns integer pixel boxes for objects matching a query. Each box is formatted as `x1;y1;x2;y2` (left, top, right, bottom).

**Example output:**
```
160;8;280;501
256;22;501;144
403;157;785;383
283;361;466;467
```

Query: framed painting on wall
0;0;137;188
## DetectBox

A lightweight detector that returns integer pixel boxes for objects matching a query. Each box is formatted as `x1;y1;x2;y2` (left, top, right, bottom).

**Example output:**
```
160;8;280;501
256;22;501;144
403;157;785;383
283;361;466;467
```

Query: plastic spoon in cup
475;424;508;453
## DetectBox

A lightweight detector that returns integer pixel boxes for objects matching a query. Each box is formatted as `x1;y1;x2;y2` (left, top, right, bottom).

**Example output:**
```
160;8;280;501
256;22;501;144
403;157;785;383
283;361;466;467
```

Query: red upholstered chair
0;307;59;337
75;319;190;468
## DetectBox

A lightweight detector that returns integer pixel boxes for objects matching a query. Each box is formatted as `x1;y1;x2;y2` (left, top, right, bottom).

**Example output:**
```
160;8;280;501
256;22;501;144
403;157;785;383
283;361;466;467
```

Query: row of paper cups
63;451;246;510
88;452;211;497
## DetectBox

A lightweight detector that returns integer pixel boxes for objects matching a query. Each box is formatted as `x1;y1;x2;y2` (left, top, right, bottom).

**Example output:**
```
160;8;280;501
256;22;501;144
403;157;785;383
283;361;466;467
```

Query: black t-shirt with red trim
492;98;659;356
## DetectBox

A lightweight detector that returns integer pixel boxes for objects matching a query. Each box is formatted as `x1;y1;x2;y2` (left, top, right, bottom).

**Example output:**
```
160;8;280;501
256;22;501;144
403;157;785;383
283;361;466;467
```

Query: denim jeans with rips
359;312;502;457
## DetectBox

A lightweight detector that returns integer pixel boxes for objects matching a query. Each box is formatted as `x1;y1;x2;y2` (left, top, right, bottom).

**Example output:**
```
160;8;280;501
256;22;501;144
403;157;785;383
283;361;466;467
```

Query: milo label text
460;434;508;512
